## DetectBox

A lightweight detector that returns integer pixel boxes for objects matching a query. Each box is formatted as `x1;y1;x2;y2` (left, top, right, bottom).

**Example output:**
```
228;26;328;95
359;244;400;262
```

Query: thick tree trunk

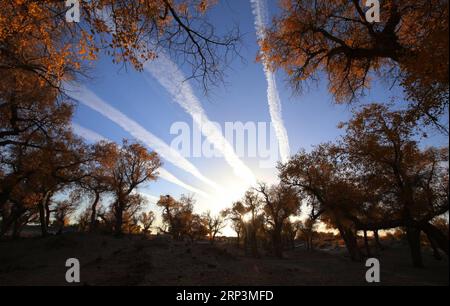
12;219;21;239
421;222;448;256
56;224;64;235
249;225;258;258
406;226;424;268
374;230;383;250
337;224;362;261
427;233;443;260
273;228;283;258
0;222;10;238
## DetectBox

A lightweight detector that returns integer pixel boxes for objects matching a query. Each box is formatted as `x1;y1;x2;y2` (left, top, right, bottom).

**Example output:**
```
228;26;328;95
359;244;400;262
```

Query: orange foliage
261;0;448;131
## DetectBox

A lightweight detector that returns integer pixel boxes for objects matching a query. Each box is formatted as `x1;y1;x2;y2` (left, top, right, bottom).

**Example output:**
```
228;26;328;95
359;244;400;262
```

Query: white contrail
71;122;212;198
139;192;160;204
144;55;257;186
66;85;221;192
250;0;291;163
72;122;106;143
158;168;210;199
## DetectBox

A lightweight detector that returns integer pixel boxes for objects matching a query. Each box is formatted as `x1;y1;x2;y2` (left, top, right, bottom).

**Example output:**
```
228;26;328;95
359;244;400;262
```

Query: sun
210;181;251;214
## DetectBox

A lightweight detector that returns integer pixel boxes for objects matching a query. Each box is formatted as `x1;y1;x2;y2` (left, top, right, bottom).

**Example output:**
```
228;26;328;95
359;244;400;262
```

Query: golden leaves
1;0;218;89
260;0;449;115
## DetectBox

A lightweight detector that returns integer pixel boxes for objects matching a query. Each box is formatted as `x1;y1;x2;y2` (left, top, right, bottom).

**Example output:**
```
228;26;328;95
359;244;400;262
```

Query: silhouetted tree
298;218;317;251
256;183;301;258
223;201;246;248
202;210;226;244
242;190;262;258
341;104;449;266
139;211;156;235
261;0;448;133
53;200;76;235
157;194;206;241
106;140;160;236
279;145;364;261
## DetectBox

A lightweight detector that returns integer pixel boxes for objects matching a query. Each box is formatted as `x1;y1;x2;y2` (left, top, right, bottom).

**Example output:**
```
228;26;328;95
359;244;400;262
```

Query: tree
280;108;449;267
202;210;226;244
80;141;116;231
297;218;317;251
1;0;239;237
139;211;156;235
121;194;148;234
157;194;205;241
0;84;74;213
223;201;246;248
76;208;92;233
1;0;240;93
261;0;448;133
0;196;39;239
107;140;161;236
157;194;181;237
282;220;298;250
279;144;365;261
256;183;301;258
1;120;91;237
340;104;449;266
185;213;208;242
242;190;262;257
53;200;76;235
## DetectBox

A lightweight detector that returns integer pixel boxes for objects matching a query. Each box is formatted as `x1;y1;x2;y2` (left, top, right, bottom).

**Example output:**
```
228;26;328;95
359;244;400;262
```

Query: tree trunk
114;203;123;236
57;223;64;235
273;228;283;258
374;230;383;250
426;232;443;260
337;223;362;261
90;192;101;231
249;225;258;258
45;201;51;229
406;226;424;268
44;191;54;229
244;233;249;255
363;230;371;256
421;222;448;256
12;219;21;239
236;232;240;248
38;201;48;237
0;211;14;238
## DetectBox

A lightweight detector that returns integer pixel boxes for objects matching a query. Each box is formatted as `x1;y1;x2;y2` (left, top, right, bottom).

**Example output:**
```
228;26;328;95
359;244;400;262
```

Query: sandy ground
0;233;448;286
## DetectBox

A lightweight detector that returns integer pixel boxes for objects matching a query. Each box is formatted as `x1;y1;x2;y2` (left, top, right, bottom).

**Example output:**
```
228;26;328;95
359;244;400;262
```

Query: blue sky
70;0;448;229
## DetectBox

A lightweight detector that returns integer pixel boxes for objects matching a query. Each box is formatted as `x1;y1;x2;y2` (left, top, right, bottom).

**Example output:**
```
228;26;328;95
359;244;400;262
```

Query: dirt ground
0;233;448;286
